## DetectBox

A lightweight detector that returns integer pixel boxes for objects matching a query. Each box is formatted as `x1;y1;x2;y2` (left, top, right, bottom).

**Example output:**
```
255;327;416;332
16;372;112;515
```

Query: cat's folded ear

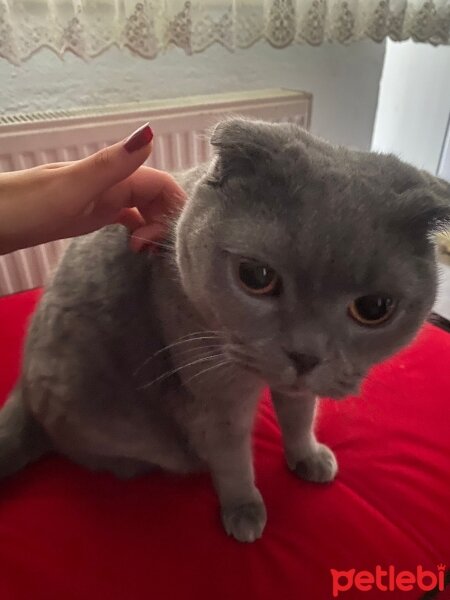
207;118;276;186
400;173;450;235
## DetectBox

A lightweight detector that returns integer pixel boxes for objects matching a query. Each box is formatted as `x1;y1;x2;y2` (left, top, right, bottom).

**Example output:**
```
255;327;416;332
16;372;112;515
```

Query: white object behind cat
0;89;311;296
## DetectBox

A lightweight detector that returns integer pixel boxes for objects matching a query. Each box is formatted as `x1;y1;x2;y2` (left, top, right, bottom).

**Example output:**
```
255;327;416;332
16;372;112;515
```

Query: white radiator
0;89;311;296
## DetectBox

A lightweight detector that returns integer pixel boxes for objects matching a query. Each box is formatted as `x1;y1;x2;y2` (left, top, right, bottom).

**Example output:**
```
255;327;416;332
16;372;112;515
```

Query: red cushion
0;289;449;600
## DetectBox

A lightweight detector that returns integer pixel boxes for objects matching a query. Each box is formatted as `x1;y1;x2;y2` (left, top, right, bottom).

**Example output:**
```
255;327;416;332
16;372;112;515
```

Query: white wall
0;41;385;151
372;39;450;173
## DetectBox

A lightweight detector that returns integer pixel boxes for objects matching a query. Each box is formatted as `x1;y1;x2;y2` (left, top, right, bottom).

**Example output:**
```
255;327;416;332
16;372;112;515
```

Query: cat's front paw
221;499;267;543
292;443;338;483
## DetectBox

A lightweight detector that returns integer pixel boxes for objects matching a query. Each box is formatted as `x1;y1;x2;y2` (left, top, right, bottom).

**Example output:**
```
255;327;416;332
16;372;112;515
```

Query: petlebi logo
330;564;447;597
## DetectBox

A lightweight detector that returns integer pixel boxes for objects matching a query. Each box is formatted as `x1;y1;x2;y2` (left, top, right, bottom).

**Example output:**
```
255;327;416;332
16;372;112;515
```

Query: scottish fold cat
1;118;449;542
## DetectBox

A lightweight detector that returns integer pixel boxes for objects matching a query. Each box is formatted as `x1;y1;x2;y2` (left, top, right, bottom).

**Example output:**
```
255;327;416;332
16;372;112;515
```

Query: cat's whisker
183;359;233;386
130;235;175;251
174;343;225;357
137;352;225;391
133;335;222;376
176;330;226;341
151;335;221;355
213;361;237;388
134;328;229;376
337;349;353;372
227;346;260;370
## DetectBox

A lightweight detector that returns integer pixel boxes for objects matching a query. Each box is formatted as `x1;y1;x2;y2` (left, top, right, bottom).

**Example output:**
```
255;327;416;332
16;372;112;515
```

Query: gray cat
1;118;449;542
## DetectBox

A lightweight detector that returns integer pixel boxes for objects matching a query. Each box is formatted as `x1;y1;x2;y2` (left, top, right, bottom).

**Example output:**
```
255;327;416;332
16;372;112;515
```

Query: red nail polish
124;123;153;153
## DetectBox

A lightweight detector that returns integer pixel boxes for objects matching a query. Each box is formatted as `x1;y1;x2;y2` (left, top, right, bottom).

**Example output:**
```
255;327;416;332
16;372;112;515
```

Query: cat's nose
287;352;320;376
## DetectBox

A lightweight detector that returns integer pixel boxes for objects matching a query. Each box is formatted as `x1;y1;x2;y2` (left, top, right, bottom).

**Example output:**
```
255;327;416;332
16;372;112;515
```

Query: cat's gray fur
1;119;449;542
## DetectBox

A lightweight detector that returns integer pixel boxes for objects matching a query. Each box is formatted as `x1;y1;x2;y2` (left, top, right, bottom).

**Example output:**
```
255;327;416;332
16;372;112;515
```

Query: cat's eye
348;295;396;326
237;260;280;296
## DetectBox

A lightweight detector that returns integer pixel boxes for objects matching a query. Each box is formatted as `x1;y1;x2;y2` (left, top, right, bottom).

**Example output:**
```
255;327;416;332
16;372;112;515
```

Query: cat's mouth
225;340;362;399
272;376;361;400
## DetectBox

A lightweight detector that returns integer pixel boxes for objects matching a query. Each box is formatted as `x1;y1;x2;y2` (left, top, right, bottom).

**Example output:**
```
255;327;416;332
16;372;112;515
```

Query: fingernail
123;123;153;153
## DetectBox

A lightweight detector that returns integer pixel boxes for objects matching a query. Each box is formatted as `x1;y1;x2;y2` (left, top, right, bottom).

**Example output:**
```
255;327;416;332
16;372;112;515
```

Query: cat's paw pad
292;443;338;483
221;500;267;543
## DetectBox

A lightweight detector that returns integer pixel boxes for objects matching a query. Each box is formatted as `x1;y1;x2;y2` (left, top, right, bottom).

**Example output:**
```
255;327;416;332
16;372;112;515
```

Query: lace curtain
1;0;449;65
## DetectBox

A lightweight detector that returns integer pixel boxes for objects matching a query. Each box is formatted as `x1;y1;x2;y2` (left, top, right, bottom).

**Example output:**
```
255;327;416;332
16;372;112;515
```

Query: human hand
0;123;186;255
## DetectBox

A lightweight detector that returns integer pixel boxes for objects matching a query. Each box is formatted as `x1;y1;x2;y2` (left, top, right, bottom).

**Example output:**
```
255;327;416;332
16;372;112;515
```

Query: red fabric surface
0;288;449;600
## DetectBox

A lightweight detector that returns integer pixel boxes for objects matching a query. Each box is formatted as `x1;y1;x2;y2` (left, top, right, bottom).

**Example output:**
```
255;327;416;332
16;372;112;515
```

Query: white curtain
1;0;449;65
